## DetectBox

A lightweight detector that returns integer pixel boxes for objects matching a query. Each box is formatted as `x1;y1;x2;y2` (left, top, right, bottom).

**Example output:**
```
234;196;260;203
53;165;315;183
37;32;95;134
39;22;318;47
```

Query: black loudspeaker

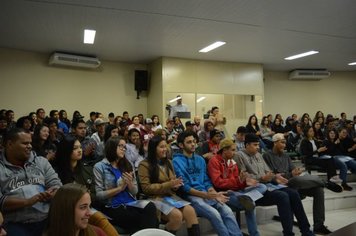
135;70;148;91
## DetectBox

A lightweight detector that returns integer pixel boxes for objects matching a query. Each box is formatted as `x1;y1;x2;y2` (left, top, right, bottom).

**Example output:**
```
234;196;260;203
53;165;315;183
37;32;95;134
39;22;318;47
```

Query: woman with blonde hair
44;183;107;236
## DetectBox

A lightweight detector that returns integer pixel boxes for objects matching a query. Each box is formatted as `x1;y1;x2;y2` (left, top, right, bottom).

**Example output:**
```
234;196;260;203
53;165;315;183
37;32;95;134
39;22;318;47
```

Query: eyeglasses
117;144;126;150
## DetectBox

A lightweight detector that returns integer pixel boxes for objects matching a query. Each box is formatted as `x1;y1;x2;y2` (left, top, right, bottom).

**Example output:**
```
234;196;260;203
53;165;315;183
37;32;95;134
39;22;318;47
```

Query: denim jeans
227;184;267;235
334;156;356;183
5;219;47;236
256;188;313;236
187;195;241;236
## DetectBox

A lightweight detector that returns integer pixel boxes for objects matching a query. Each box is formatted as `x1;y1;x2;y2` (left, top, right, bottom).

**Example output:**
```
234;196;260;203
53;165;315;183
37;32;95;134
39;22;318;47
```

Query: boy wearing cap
173;131;242;236
263;133;342;235
235;133;314;236
208;138;267;236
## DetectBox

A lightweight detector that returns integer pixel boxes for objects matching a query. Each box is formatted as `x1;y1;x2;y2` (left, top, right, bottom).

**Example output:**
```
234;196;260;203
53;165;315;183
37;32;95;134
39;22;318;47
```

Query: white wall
264;71;356;120
0;48;147;120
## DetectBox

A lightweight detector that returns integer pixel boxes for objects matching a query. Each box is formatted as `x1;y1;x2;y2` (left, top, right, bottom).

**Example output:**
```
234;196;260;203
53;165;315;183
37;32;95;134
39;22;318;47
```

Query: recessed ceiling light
284;50;319;60
348;62;356;65
84;29;96;44
199;41;226;53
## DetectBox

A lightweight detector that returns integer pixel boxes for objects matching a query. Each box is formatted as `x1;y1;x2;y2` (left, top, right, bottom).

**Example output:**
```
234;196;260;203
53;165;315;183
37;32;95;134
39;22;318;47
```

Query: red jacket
208;154;246;191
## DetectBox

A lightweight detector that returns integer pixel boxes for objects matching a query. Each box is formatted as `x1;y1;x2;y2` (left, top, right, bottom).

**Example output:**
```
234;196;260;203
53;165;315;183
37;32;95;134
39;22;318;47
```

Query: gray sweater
234;150;271;182
0;151;62;223
262;151;296;179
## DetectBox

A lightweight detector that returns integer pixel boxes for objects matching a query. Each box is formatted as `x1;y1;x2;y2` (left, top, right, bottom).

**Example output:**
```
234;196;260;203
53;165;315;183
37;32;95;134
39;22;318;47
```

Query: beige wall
161;57;264;136
147;58;163;119
264;71;356;120
0;48;147;120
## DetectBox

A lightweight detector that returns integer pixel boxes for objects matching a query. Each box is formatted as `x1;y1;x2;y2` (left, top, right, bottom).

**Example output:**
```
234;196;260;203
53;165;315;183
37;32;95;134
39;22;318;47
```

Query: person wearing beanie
208;138;267;236
235;133;314;236
263;133;342;235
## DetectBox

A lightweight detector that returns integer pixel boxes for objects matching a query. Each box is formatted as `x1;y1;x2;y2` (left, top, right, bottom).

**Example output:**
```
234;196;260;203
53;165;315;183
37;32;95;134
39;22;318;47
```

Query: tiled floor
203;208;356;236
204;182;356;236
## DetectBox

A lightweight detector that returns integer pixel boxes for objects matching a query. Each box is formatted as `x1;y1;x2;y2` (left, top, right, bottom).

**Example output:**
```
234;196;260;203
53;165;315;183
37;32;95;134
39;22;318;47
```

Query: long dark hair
105;136;132;173
55;135;80;184
103;124;118;143
128;128;145;156
31;124;52;156
147;136;173;183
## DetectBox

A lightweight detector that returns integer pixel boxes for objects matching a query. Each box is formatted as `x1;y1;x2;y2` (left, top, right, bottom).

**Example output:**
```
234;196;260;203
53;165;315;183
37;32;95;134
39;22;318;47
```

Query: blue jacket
173;153;213;193
93;158;138;207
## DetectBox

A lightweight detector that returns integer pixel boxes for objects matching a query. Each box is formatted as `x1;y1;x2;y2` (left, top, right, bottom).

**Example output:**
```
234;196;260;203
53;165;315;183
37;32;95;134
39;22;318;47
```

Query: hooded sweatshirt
173;152;212;194
0;151;62;223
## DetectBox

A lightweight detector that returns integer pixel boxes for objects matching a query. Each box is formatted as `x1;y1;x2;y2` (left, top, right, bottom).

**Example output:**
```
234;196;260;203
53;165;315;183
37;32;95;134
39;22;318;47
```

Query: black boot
187;224;200;236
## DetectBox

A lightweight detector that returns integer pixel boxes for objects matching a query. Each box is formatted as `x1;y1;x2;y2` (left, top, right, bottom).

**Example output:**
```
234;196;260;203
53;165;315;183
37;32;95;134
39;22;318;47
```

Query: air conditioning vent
49;52;101;69
289;69;330;80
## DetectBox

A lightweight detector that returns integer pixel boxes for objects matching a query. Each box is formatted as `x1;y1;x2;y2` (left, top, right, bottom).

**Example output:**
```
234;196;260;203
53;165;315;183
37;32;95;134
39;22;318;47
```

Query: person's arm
2;190;52;213
93;164;126;200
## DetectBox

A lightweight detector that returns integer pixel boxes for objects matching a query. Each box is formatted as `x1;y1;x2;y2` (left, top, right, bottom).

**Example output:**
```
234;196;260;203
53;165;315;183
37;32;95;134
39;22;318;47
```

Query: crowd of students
0;108;355;236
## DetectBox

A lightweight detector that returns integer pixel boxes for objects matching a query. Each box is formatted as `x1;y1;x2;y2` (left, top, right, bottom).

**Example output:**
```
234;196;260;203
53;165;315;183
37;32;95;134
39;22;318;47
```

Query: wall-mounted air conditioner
288;69;330;80
49;52;101;69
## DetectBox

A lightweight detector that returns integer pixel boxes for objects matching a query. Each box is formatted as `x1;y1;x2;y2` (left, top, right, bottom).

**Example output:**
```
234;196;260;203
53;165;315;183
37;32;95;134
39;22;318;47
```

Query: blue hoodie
173;153;213;193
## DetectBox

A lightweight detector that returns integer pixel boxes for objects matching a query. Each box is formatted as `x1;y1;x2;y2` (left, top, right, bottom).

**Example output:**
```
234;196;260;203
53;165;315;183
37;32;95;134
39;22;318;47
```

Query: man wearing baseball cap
235;133;314;236
208;138;268;236
263;133;342;234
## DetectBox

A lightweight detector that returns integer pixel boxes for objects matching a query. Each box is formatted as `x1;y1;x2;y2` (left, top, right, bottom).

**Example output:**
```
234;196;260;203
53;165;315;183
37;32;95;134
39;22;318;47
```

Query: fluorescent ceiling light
199;41;226;53
168;96;181;103
84;29;96;44
348;62;356;65
284;50;319;60
196;97;206;103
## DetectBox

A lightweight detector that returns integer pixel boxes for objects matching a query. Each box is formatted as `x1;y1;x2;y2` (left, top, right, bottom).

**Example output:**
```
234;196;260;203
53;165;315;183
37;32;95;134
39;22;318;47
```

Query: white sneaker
329;176;342;184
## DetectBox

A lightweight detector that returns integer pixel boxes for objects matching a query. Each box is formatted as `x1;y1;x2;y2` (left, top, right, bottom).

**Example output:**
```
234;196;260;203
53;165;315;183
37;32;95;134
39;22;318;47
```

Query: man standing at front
173;131;242;236
0;128;62;235
170;95;189;119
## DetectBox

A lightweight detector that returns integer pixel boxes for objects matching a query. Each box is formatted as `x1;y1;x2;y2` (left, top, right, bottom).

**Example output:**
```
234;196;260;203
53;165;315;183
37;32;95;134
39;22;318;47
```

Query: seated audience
151;115;163;132
125;128;146;172
138;136;200;235
197;120;214;144
54;135;119;235
235;133;314;236
91;118;107;161
16;116;33;133
44;183;107;236
324;128;356;191
200;129;222;162
128;115;143;131
173;131;242;236
234;126;247;151
0;128;62;236
31;124;57;162
260;116;274;149
72;119;98;165
264;134;342;235
300;126;342;183
208;138;268;236
93;137;158;232
103;124;119;144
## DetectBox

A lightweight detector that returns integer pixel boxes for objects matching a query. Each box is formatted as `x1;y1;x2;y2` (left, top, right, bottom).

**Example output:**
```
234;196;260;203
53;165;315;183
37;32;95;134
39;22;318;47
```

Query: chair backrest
131;228;175;236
